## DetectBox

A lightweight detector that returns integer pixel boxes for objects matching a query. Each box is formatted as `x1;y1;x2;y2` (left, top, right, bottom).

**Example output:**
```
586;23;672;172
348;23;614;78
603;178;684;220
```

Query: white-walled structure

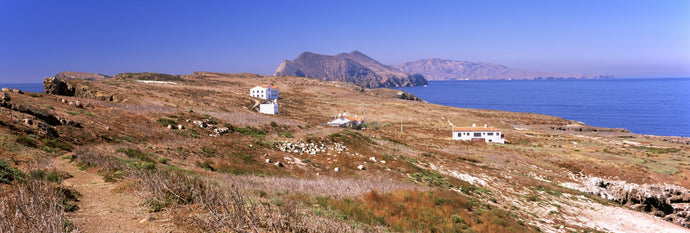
452;124;504;143
259;100;279;114
250;85;279;100
327;113;365;129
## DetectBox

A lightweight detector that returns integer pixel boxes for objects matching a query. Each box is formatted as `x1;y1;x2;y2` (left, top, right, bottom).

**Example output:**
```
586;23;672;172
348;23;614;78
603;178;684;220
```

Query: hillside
395;58;614;80
274;51;428;88
0;72;688;232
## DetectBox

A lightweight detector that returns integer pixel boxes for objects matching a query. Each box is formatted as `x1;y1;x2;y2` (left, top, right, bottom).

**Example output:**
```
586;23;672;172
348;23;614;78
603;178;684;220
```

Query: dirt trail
52;157;176;233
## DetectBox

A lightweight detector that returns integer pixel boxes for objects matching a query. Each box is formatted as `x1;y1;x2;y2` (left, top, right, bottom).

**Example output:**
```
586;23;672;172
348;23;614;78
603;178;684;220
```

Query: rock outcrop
274;51;428;88
44;77;121;102
395;58;614;80
562;176;690;228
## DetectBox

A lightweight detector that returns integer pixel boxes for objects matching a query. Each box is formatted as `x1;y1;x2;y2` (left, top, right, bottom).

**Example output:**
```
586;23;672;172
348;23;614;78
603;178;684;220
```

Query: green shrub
236;126;266;138
0;158;25;184
29;170;66;183
42;139;73;152
196;160;215;171
15;135;38;148
143;197;170;212
116;147;154;163
156;117;178;126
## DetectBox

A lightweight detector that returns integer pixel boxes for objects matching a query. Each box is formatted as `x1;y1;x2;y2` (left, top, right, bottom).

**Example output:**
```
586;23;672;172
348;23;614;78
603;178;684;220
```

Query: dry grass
0;180;78;233
135;167;347;232
318;189;535;233
221;175;421;198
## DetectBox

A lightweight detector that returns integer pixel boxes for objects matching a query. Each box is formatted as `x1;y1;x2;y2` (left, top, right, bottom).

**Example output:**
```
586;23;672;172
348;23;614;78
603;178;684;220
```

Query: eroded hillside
1;72;689;232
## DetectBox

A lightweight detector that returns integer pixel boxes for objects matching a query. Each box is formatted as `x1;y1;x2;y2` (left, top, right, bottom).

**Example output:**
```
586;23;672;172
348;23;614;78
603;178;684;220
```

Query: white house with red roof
250;85;279;100
452;124;504;143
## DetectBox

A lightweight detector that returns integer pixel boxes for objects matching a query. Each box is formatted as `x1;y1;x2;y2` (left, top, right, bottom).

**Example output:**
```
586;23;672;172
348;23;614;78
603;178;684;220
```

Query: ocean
1;83;44;93
397;78;690;137
2;79;689;137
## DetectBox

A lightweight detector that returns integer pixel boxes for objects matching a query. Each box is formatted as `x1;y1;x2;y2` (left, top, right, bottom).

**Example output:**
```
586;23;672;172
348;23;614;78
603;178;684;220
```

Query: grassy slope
0;72;688;232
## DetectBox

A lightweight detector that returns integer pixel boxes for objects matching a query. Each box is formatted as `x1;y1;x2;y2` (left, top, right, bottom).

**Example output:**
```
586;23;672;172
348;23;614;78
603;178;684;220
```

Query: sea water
397;78;690;137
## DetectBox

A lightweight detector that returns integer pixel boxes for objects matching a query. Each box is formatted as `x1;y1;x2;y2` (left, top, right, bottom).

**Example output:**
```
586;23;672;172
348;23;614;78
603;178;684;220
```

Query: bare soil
53;156;176;233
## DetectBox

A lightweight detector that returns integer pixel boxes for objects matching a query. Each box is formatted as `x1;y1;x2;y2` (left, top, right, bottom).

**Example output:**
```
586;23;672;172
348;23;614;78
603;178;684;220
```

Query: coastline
397;78;690;138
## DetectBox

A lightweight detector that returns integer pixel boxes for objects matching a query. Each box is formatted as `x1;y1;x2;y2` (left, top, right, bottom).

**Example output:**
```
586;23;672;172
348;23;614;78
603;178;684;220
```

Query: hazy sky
1;0;689;83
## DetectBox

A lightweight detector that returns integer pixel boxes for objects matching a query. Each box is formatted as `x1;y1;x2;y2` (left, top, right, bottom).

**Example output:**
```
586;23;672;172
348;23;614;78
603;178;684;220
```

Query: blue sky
1;0;689;83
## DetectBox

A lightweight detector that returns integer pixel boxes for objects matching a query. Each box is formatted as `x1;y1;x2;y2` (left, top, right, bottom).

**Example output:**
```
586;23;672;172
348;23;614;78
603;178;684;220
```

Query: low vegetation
317;190;533;232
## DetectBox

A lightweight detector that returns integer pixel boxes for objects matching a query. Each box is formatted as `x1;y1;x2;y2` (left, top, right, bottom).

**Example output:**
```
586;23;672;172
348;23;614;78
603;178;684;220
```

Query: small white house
259;99;279;114
250;85;279;100
327;113;365;129
452;124;504;144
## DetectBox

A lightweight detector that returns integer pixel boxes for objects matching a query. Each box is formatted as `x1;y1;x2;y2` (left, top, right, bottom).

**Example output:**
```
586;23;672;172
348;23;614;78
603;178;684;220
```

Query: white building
259;100;279;114
327;113;365;129
452;124;504;143
250;85;279;100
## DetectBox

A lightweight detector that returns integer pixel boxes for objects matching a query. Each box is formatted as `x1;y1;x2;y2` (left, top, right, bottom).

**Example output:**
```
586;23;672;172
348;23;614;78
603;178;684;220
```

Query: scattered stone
61;99;68;103
277;140;347;155
334;167;340;172
265;159;272;163
106;126;111;130
139;216;150;224
213;127;229;137
380;160;386;164
1;93;9;101
22;118;33;126
167;125;173;129
75;100;83;108
369;157;377;163
193;120;208;128
68;101;74;106
274;161;283;167
0;87;9;92
177;124;184;130
357;165;366;170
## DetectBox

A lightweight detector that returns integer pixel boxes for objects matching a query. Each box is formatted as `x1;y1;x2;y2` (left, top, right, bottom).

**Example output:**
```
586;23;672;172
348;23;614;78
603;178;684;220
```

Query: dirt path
52;157;176;233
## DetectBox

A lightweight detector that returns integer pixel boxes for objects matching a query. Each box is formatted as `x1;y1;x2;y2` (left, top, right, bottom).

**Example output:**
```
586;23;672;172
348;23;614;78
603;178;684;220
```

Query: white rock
334;167;340;172
357;165;366;170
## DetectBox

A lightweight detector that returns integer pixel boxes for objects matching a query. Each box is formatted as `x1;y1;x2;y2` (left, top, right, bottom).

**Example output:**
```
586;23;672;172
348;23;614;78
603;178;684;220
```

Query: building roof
452;127;501;132
254;85;278;90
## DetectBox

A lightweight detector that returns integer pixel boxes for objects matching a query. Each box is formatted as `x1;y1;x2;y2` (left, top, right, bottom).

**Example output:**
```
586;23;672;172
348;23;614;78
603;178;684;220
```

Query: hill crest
274;51;428;88
395;58;614;80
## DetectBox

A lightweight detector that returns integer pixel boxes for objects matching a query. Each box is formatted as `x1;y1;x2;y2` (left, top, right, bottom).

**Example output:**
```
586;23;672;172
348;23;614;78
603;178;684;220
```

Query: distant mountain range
394;58;614;80
273;51;428;88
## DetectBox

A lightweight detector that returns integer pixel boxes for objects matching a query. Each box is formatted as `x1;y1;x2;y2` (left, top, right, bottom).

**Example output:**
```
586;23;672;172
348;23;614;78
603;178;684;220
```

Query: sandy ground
53;157;177;233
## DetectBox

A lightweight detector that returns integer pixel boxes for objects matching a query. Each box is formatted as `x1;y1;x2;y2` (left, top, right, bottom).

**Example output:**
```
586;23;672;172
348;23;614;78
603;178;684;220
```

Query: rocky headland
274;51;428;88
